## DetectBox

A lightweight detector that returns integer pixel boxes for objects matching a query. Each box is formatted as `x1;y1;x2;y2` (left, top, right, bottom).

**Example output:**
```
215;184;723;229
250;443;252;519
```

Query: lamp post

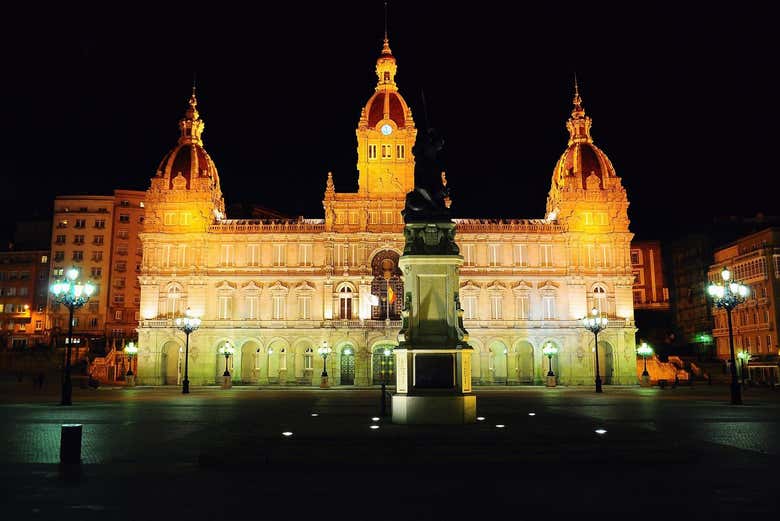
503;348;510;386
582;307;608;393
174;307;201;394
264;347;274;385
318;341;332;388
219;341;235;389
737;350;750;388
707;266;749;405
50;267;96;406
542;342;559;387
124;341;138;387
637;341;653;387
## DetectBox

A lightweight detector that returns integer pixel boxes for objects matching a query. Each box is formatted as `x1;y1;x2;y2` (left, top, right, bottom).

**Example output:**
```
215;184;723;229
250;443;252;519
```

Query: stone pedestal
278;369;288;385
126;374;136;387
221;374;232;389
640;374;651;387
320;375;330;389
546;375;557;387
392;241;476;425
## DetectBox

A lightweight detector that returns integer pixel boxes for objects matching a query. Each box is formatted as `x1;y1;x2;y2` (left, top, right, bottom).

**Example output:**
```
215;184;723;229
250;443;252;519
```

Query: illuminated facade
136;38;638;387
0;249;50;348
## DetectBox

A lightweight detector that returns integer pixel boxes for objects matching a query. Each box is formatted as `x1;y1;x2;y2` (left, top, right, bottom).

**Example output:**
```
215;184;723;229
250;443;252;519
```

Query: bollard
60;424;83;464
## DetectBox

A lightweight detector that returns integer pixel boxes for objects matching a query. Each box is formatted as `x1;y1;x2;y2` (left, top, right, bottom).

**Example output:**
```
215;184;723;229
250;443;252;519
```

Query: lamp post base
182;379;190;394
640;373;650;387
595;377;603;393
222;374;232;389
730;381;742;405
126;374;136;387
320;375;330;389
545;375;557;387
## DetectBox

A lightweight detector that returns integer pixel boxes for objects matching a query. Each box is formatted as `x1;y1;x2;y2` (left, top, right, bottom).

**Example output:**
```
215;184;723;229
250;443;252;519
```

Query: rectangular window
299;295;311;319
464;295;478;320
35;320;42;331
463;244;476;266
113;294;125;304
596;212;608;225
382;211;393;224
177;244;186;266
164;213;176;225
583;212;593;225
349;211;358;225
370;211;380;224
488;244;500;267
633;289;645;305
273;244;286;267
54;251;65;262
180;213;191;226
381;144;392;159
114;310;123;320
92;251;103;262
218;295;232;319
91;267;102;278
117;245;128;256
513;244;528;267
272;295;285;320
299;244;312;266
600;245;610;267
542;295;556;319
19;287;28;296
117;230;129;240
72;251;83;261
75;219;86;228
335;244;349;266
540;244;553;267
93;235;104;245
94;219;106;229
73;235;85;244
490;295;503;320
630;249;641;266
116;261;127;272
368;144;377;160
119;214;130;223
55;235;66;244
516;294;530;319
396;144;405;159
221;244;234;266
247;244;260;266
245;295;259;319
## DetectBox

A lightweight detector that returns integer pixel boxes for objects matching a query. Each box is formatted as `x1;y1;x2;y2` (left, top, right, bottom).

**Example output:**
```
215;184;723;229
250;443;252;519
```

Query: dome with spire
358;36;414;130
550;83;618;193
154;89;222;194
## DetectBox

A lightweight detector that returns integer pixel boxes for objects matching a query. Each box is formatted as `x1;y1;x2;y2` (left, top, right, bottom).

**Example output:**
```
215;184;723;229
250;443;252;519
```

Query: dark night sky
0;2;774;243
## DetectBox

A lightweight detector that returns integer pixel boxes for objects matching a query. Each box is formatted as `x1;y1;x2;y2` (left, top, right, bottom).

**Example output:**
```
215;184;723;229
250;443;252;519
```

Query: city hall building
136;36;638;387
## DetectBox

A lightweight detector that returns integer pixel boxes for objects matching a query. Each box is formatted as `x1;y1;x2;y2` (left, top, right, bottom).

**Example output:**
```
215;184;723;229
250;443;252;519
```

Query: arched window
339;286;353;319
161;284;184;318
304;347;313;370
590;284;610;315
279;347;287;371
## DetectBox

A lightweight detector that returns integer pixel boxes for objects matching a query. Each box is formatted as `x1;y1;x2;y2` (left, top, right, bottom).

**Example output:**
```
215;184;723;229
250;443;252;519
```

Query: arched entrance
161;341;182;385
598;341;614;384
516;341;534;383
340;344;356;385
372;344;396;385
370;250;403;320
240;341;260;383
489;341;509;384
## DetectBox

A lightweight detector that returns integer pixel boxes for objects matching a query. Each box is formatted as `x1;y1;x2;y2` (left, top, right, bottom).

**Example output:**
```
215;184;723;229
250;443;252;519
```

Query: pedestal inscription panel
414;354;454;388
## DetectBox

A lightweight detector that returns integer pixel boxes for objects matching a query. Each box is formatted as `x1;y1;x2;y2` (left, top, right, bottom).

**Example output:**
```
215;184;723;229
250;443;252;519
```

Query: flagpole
386;279;390;321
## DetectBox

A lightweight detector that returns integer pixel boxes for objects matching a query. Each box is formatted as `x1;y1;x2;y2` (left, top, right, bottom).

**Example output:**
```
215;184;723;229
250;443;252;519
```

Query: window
177;244;187;266
113;294;125;304
54;251;64;262
89;302;99;313
298;294;311;319
19;287;28;296
164;286;182;317
117;246;128;256
488;244;500;267
94;219;106;229
75;219;86;228
115;310;123;320
513;244;528;267
221;245;234;266
72;251;83;261
463;295;478;320
273;244;285;267
164;213;176;226
540;244;553;267
40;255;48;264
89;317;98;328
515;293;530;319
120;200;130;207
368;144;377;160
370;211;380;224
490;295;503;320
299;244;312;266
55;235;66;244
218;295;232;319
600;245;610;267
245;295;259;319
247;244;260;266
272;295;286;320
583;212;593;225
339;286;353;319
53;268;64;277
381;144;392;159
116;261;127;272
592;285;607;313
57;220;68;229
119;214;130;223
596;212;608;225
73;235;85;244
335;244;349;266
6;288;16;296
542;294;556;319
463;244;476;266
396;144;405;159
92;251;103;262
382;211;393;224
93;235;104;245
279;348;287;371
35;320;42;331
180;213;191;226
633;289;645;305
117;230;129;240
304;348;313;370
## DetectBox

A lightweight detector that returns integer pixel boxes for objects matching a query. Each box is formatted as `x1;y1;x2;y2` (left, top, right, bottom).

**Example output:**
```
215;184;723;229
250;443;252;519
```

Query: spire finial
571;73;585;118
381;1;392;55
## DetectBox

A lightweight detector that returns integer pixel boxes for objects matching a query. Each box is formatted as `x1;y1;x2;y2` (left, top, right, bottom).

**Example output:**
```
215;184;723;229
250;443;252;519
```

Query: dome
364;91;409;128
153;90;221;192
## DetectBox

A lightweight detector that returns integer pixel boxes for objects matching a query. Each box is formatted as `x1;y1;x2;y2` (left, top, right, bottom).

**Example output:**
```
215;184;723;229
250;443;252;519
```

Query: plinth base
221;375;232;389
640;374;651;387
545;375;557;387
320;376;330;389
126;375;136;387
392;394;476;424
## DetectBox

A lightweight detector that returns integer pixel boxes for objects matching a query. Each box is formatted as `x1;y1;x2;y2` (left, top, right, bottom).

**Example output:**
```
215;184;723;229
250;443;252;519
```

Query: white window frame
515;293;530;320
368;144;377;160
298;294;311;319
218;295;232;319
273;244;286;267
488;244;500;267
490;294;503;320
540;244;553;267
245;295;259;319
272;295;286;320
463;295;478;320
299;244;312;267
513;244;528;267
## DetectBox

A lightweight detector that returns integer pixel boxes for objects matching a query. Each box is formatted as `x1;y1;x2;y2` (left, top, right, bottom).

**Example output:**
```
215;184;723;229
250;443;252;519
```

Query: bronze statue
402;127;452;223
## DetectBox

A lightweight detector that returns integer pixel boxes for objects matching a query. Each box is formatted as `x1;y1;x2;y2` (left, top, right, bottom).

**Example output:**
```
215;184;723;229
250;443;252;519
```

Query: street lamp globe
318;341;332;388
174;307;201;394
219;340;235;388
637;341;653;384
542;342;559;386
706;266;749;405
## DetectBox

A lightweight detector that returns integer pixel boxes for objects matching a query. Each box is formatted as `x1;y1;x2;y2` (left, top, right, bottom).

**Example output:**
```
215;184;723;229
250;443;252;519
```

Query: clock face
380;124;393;136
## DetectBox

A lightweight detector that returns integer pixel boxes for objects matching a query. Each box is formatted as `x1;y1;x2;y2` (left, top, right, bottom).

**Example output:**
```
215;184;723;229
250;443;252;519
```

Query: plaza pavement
1;383;778;519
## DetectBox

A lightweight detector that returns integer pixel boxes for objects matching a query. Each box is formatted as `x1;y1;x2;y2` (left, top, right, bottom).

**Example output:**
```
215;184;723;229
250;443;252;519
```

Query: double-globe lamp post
707;266;749;405
582;307;608;393
381;347;392;416
318;341;332;389
175;307;201;394
125;341;138;387
737;349;750;388
542;342;558;387
50;267;96;406
219;340;235;389
637;341;653;386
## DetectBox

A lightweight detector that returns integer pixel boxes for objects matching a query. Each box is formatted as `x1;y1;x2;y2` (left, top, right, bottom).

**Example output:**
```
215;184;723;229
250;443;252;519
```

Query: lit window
298;295;311;319
490;295;503;320
368;144;377;160
540;244;553;267
463;295;478;320
272;295;286;320
381;144;392;159
299;244;312;267
515;294;530;320
488;245;500;267
273;244;286;267
396;144;405;159
513;244;527;267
